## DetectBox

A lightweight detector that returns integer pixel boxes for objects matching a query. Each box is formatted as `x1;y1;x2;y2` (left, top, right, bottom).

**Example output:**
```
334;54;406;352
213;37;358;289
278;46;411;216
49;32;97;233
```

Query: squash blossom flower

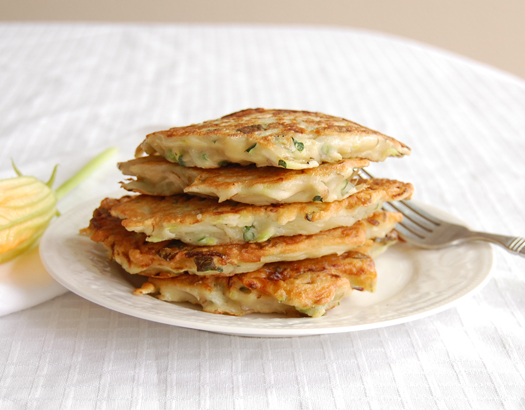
0;147;117;263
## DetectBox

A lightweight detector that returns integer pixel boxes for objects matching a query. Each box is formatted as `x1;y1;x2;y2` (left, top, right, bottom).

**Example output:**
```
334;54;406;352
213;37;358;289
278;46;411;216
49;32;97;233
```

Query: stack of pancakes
82;109;413;317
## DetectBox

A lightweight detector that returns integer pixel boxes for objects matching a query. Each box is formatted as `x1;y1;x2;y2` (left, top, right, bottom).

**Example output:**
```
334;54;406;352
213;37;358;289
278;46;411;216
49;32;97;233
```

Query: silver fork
360;169;525;257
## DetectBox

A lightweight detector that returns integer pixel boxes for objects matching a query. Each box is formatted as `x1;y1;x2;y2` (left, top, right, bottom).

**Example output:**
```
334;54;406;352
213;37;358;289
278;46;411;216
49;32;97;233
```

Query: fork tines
359;169;438;240
383;201;436;240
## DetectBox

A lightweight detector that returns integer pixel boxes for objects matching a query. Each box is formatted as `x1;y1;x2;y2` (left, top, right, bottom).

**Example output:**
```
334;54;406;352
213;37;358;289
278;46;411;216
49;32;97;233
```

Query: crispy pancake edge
109;178;413;238
134;249;379;318
143;108;411;153
82;207;401;277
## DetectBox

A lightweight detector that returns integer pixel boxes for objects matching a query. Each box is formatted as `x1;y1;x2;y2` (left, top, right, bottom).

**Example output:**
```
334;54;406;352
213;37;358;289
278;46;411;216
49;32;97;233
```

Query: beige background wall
2;0;525;80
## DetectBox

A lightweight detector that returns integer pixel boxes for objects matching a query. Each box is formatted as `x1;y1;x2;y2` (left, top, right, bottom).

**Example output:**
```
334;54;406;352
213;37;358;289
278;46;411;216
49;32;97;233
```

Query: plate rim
39;197;494;337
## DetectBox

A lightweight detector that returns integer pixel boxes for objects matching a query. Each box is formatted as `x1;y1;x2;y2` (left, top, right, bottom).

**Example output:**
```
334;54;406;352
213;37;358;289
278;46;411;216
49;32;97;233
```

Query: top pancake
135;108;411;169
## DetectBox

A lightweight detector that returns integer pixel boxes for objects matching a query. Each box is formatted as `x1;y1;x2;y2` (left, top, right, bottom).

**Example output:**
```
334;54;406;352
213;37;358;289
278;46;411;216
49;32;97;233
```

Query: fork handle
470;232;525;257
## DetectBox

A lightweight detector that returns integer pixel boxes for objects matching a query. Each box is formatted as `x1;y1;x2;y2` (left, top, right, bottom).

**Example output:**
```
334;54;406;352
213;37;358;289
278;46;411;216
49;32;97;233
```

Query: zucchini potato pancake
108;178;412;245
135;108;411;169
119;156;369;205
134;247;385;318
82;205;401;276
83;108;414;318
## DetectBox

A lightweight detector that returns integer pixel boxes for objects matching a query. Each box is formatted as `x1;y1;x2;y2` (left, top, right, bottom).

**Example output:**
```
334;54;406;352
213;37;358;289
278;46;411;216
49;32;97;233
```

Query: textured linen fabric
1;23;525;409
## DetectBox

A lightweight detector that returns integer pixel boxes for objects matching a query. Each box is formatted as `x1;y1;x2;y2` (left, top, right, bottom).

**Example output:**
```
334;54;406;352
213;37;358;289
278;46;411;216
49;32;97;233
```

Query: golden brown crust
82;203;402;278
134;250;378;317
235;249;377;296
147;108;410;154
107;178;413;244
136;108;411;168
187;159;368;191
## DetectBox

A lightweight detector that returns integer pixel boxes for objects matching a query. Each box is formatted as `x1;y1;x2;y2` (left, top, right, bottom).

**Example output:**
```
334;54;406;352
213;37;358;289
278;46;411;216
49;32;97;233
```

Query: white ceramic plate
40;197;493;337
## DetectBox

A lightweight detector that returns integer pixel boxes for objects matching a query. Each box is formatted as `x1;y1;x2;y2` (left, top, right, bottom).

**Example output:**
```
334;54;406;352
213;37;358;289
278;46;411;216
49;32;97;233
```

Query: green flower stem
54;147;118;200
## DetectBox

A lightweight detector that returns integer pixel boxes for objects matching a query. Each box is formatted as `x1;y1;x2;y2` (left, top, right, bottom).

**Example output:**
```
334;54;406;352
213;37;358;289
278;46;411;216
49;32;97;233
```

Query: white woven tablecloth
1;23;524;409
